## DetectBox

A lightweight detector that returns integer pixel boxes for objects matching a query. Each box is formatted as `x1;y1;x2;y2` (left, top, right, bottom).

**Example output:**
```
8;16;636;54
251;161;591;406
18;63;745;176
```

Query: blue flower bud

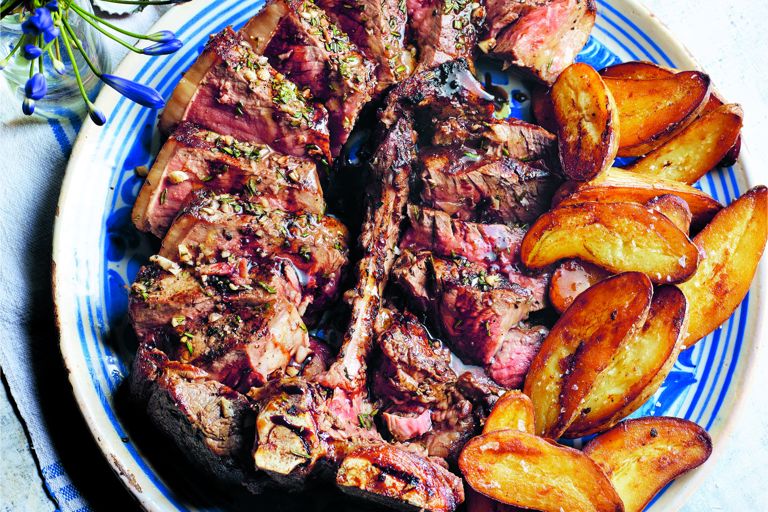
100;74;165;108
22;98;35;115
21;8;53;35
43;25;60;44
23;44;43;60
148;30;176;42
46;0;59;12
25;73;47;100
51;58;66;74
142;39;183;55
88;104;106;125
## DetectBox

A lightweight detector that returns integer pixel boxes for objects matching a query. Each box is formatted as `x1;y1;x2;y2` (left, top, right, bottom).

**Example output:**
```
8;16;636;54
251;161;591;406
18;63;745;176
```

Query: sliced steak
489;0;596;84
132;123;325;237
159;27;330;160
336;443;464;512
240;0;376;156
159;190;349;312
130;344;266;493
419;148;559;224
406;0;485;70
486;324;547;388
317;0;415;93
482;0;548;44
129;258;310;393
319;116;417;393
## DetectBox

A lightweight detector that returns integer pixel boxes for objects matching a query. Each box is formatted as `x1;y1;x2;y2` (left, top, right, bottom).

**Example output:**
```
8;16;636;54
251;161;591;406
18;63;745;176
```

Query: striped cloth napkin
0;5;168;511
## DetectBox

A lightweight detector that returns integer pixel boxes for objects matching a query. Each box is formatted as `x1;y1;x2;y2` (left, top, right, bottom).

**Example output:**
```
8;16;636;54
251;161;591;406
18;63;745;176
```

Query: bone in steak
132;123;326;238
159;190;349;313
159;27;331;161
240;0;376;156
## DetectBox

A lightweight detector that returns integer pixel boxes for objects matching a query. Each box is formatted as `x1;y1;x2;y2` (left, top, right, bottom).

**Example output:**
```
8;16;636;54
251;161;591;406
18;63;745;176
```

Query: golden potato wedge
549;259;610;313
530;85;557;133
564;286;688;437
520;201;700;284
625;104;743;184
678;186;768;346
551;63;620;181
459;430;624;512
524;273;653;438
555;167;723;227
644;194;692;234
483;391;535;434
703;92;742;166
584;417;712;512
603;71;711;157
600;61;675;80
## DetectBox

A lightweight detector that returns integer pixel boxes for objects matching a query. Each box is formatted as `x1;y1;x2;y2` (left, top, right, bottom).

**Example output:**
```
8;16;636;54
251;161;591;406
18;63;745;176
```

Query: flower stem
58;19;91;107
0;36;24;67
68;2;156;42
93;0;185;5
69;5;143;53
62;16;101;76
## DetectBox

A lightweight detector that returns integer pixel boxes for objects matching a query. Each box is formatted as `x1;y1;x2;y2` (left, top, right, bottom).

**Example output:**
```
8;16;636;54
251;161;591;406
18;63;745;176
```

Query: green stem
62;16;101;76
94;0;185;5
0;0;23;18
58;21;91;107
37;34;43;74
0;36;24;66
68;6;143;53
69;2;155;41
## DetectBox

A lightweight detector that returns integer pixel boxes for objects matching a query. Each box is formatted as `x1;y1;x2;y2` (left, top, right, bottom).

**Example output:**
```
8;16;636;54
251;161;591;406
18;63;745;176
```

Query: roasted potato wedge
530;84;557;133
554;167;723;227
551;63;620;181
703;92;742;166
644;194;692;234
564;286;688;437
600;61;674;80
520;201;700;284
483;391;535;434
584;417;712;512
678;186;768;346
459;430;624;512
549;259;610;313
524;273;653;438
603;71;711;157
625;104;743;184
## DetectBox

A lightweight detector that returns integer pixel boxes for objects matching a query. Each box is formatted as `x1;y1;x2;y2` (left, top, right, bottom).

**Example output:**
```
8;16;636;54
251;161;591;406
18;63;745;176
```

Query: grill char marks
317;0;415;94
159;27;330;161
132;123;325;238
159;189;349;313
240;0;376;156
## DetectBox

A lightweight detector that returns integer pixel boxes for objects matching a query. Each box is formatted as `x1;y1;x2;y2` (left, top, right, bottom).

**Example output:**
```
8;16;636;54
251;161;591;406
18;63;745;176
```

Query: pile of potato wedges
459;61;767;512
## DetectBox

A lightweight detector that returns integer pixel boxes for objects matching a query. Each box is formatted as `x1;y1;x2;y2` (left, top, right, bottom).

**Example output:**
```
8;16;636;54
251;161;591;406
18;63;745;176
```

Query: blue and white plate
52;0;766;510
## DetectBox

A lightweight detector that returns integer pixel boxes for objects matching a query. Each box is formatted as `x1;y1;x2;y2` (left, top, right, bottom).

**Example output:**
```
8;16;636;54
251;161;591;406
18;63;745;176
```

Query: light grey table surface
1;1;766;511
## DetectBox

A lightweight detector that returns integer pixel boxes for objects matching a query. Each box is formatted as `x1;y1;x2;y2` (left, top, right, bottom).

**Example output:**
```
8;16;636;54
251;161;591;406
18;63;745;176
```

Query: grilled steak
133;123;326;237
317;0;415;93
419;148;559;224
481;0;548;44
129;258;310;393
487;0;596;84
406;0;485;70
130;344;266;493
336;443;464;512
240;0;376;156
159;190;349;312
486;324;547;388
319;116;417;393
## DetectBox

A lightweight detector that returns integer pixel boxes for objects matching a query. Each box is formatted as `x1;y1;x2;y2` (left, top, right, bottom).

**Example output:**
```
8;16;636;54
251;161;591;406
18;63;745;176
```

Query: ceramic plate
53;0;766;510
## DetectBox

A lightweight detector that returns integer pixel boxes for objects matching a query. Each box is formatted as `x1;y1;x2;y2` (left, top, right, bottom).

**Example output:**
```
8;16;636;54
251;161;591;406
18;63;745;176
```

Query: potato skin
552;63;620;181
678;185;768;346
645;194;692;234
483;391;535;435
459;430;624;512
524;272;653;438
604;71;711;157
520;201;700;284
549;259;610;313
584;417;712;512
600;61;674;80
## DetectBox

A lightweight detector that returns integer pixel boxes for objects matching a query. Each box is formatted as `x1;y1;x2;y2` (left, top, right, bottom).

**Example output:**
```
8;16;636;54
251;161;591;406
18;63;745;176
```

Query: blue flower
148;30;176;42
21;8;59;44
88;104;106;125
22;98;35;115
100;74;164;108
46;0;59;12
23;44;43;60
142;39;183;56
25;73;47;100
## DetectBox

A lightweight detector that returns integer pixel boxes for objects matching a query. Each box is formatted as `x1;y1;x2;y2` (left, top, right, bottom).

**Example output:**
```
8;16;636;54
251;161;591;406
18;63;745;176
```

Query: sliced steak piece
159;190;349;311
481;117;558;164
132;123;325;237
482;0;548;44
319;117;417;393
253;378;382;488
391;251;544;365
406;0;485;70
130;344;267;493
240;0;376;156
317;0;416;93
419;149;559;224
159;27;330;161
402;205;526;276
454;370;506;418
129;258;310;393
489;0;596;84
336;443;465;512
486;324;547;388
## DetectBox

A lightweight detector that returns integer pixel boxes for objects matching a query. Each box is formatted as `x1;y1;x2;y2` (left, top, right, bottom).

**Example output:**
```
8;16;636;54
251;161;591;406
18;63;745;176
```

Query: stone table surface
1;0;766;511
